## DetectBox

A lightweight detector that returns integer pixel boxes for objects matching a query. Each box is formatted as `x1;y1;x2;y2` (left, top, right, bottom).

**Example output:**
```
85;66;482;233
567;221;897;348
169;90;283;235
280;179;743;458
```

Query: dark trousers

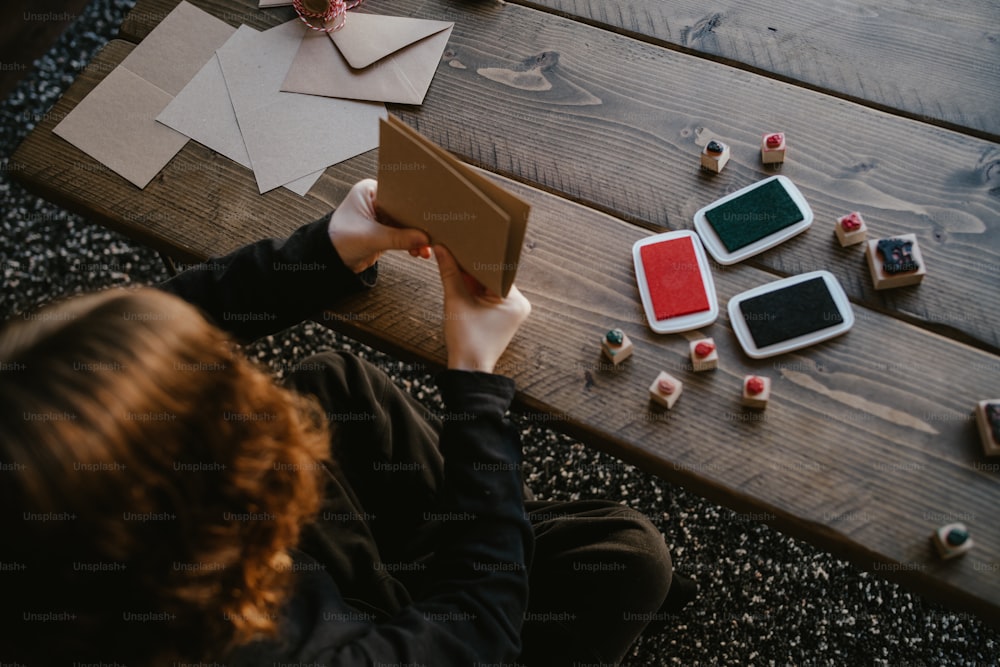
286;351;673;666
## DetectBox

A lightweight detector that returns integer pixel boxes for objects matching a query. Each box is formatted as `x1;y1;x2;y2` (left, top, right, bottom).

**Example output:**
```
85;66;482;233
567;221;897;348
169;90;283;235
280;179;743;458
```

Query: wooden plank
10;33;1000;625
113;0;1000;353
512;0;1000;142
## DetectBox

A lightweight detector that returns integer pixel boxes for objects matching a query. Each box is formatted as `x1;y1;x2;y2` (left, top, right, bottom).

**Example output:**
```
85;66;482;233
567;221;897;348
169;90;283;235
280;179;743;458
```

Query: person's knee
541;500;673;606
611;508;673;613
284;350;338;379
287;350;351;380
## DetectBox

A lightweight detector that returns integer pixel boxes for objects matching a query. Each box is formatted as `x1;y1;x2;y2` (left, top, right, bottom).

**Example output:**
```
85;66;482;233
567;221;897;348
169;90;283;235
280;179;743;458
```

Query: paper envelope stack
377;116;530;298
283;13;454;105
55;2;456;193
52;3;237;188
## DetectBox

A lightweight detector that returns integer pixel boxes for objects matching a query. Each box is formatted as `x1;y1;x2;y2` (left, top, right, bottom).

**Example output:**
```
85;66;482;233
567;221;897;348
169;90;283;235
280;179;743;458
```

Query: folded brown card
376;116;530;297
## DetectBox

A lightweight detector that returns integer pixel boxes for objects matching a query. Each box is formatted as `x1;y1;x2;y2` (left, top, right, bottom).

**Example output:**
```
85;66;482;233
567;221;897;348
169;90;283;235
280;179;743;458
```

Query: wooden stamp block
865;233;926;289
700;140;731;173
741;374;771;409
932;523;974;559
649;371;683;409
835;211;867;246
690;338;718;371
975;399;1000;457
761;132;786;164
601;328;633;365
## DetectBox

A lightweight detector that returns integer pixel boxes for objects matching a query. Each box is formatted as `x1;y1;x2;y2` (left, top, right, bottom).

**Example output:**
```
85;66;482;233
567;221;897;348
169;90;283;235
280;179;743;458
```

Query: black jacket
160;218;532;665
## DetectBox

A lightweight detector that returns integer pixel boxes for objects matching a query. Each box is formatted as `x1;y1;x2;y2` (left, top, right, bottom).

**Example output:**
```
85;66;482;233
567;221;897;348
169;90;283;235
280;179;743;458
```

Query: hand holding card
435;246;531;374
375;116;530;297
327;179;430;273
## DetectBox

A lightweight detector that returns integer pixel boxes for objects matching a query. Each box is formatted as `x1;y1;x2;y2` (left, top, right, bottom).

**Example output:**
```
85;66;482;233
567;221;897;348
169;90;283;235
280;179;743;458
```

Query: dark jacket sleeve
157;216;375;341
228;371;533;666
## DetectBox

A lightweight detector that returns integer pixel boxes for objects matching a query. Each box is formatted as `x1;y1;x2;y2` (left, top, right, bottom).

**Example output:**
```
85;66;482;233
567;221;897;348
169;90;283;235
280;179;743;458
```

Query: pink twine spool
292;0;364;33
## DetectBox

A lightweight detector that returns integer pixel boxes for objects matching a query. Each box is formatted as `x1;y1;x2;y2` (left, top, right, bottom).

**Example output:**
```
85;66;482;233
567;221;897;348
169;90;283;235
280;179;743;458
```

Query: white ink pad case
694;175;814;265
727;270;854;358
633;230;718;333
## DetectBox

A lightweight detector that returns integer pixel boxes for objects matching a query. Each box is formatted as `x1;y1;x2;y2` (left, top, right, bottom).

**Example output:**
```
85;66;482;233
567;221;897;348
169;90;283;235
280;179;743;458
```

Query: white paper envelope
53;1;235;188
216;21;385;194
157;42;323;197
281;13;454;105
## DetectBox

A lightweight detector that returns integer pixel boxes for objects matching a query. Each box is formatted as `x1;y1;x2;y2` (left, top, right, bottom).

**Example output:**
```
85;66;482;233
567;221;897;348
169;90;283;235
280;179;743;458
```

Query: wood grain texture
514;0;1000;141
10;0;1000;624
113;0;1000;352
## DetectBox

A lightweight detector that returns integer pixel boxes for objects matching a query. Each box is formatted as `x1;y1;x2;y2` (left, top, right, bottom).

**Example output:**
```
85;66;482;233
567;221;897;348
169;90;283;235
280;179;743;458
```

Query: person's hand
434;246;531;373
327;179;431;274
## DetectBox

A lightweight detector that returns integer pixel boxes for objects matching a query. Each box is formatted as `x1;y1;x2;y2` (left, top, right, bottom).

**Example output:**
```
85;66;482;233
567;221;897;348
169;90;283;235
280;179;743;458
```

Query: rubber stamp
932;523;974;560
700;140;731;173
741;374;771;409
761;132;786;164
649;371;683;409
975;400;1000;457
601;327;633;365
690;338;719;371
865;233;926;289
835;212;867;247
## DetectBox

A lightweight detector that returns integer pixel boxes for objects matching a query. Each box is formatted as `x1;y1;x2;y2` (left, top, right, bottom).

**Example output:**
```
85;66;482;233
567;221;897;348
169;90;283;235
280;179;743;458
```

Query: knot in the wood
525;51;559;71
978;153;1000;186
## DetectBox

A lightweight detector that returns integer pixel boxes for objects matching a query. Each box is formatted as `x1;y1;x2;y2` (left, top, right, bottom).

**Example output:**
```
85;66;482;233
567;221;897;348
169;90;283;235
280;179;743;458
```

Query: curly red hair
0;288;331;664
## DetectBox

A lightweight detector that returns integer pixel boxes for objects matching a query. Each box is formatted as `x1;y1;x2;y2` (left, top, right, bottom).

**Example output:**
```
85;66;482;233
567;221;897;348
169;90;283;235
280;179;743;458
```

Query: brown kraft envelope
376;116;530;297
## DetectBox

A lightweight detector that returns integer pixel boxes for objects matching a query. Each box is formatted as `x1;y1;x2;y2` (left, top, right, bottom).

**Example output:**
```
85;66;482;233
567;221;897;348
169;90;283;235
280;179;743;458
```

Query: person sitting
0;180;693;666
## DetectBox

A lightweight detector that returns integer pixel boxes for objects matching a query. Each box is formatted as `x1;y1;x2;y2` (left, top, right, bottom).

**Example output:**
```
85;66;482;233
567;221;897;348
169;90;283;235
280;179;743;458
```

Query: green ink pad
694;175;813;265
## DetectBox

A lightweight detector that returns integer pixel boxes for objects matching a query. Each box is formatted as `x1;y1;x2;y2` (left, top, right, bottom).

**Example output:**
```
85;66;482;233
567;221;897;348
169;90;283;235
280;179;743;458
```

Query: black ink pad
728;271;854;358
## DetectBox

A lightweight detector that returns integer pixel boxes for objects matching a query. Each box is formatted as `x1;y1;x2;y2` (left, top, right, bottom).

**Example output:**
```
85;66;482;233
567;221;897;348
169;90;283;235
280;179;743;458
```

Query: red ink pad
633;231;718;333
640;238;709;319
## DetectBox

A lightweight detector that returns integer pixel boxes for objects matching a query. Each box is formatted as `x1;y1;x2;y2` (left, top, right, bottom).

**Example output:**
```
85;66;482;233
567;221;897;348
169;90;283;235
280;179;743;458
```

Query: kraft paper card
282;13;454;105
157;43;322;197
216;21;386;194
53;1;236;188
376;116;529;297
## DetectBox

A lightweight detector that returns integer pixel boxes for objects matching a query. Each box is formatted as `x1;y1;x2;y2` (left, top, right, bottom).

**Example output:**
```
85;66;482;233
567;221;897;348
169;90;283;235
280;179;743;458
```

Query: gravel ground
2;1;998;664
